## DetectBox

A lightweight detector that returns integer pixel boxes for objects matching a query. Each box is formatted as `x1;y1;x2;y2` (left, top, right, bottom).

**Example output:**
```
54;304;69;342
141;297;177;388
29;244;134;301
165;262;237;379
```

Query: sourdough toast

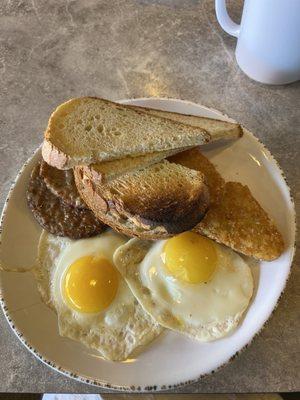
42;97;210;169
74;160;210;239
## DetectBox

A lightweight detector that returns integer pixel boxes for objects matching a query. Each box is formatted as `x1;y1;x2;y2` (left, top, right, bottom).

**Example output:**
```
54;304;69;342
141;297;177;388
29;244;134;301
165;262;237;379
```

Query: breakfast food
114;232;253;341
86;148;185;184
42;97;211;169
195;182;284;261
20;98;285;362
126;104;243;141
74;160;210;239
168;147;225;205
27;163;105;239
34;230;163;360
85;106;242;184
40;160;87;208
168;147;284;260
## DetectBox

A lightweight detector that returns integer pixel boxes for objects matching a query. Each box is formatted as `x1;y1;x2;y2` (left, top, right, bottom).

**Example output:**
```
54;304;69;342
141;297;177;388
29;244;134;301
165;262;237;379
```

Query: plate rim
0;97;296;392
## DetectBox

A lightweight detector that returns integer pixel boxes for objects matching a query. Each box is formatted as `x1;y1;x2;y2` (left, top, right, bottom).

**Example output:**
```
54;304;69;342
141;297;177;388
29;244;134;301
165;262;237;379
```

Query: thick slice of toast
126;104;243;141
74;160;210;240
42;97;211;169
169;148;284;260
88;147;185;184
86;109;242;183
168;147;225;205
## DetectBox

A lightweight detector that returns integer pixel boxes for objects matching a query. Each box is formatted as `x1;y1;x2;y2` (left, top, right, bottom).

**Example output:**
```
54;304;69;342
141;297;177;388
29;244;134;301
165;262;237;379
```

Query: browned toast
42;97;210;169
74;160;210;240
168;147;225;205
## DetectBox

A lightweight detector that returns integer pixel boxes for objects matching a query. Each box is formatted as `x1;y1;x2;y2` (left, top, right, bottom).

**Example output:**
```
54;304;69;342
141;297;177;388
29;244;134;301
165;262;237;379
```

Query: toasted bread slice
88;147;186;184
42;97;211;169
194;182;284;260
86;109;242;183
168;147;225;205
127;104;243;141
74;160;210;240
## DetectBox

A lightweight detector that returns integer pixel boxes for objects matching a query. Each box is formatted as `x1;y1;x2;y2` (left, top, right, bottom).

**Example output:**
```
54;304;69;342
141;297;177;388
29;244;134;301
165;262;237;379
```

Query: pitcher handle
215;0;240;38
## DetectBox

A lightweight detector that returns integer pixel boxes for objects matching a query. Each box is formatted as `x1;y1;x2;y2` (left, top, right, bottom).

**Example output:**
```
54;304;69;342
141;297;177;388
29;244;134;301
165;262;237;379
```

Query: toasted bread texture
86;108;242;183
74;161;210;240
42;97;210;169
169;148;284;260
88;148;185;184
168;147;225;205
127;104;243;141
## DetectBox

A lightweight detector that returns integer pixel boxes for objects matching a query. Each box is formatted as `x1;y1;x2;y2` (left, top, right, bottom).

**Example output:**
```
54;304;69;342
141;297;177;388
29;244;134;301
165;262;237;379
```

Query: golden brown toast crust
42;139;69;170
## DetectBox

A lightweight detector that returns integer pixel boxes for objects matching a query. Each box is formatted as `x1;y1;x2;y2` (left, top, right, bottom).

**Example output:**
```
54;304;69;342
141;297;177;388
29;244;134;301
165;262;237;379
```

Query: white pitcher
215;0;300;84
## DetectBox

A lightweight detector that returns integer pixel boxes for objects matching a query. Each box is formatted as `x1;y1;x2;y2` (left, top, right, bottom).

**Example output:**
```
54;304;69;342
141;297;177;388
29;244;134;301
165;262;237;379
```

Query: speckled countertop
0;0;299;394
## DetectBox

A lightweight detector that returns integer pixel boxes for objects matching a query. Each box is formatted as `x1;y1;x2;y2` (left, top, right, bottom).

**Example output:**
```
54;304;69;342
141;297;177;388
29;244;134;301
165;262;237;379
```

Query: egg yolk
163;232;217;284
63;256;119;313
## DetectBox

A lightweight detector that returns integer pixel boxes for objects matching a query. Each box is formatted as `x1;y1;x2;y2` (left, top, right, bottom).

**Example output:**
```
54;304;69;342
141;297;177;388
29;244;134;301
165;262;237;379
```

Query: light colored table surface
0;0;299;394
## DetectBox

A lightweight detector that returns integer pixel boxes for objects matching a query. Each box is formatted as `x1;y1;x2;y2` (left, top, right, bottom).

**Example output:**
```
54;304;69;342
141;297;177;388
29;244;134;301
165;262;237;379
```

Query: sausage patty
27;163;105;239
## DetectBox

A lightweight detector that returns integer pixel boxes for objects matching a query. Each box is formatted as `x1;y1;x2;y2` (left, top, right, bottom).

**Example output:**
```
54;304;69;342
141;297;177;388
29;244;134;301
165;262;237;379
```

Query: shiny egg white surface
34;229;162;361
114;232;254;341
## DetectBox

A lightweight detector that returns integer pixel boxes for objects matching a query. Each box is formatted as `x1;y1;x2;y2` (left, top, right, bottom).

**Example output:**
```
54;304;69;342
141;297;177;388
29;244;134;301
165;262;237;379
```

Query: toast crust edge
74;165;210;240
43;97;211;170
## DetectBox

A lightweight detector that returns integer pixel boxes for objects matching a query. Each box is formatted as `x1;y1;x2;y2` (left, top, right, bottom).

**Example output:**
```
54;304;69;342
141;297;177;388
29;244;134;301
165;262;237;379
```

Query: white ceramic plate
0;98;295;391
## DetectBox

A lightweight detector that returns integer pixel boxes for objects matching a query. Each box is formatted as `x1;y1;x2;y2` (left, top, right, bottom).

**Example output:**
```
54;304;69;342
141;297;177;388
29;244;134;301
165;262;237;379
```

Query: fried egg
114;232;254;341
34;230;162;361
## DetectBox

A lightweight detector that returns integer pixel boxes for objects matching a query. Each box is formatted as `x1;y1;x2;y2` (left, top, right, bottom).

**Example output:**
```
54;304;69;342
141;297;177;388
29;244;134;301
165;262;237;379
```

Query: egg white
114;238;254;341
52;231;130;327
34;230;163;361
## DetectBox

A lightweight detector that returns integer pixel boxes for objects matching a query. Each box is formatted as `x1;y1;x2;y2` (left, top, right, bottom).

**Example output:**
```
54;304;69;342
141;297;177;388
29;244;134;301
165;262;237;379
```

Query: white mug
215;0;300;84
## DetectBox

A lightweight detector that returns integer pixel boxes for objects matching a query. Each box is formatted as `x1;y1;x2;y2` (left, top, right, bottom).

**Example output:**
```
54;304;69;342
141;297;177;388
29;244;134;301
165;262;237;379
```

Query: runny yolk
163;232;217;284
63;256;119;313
